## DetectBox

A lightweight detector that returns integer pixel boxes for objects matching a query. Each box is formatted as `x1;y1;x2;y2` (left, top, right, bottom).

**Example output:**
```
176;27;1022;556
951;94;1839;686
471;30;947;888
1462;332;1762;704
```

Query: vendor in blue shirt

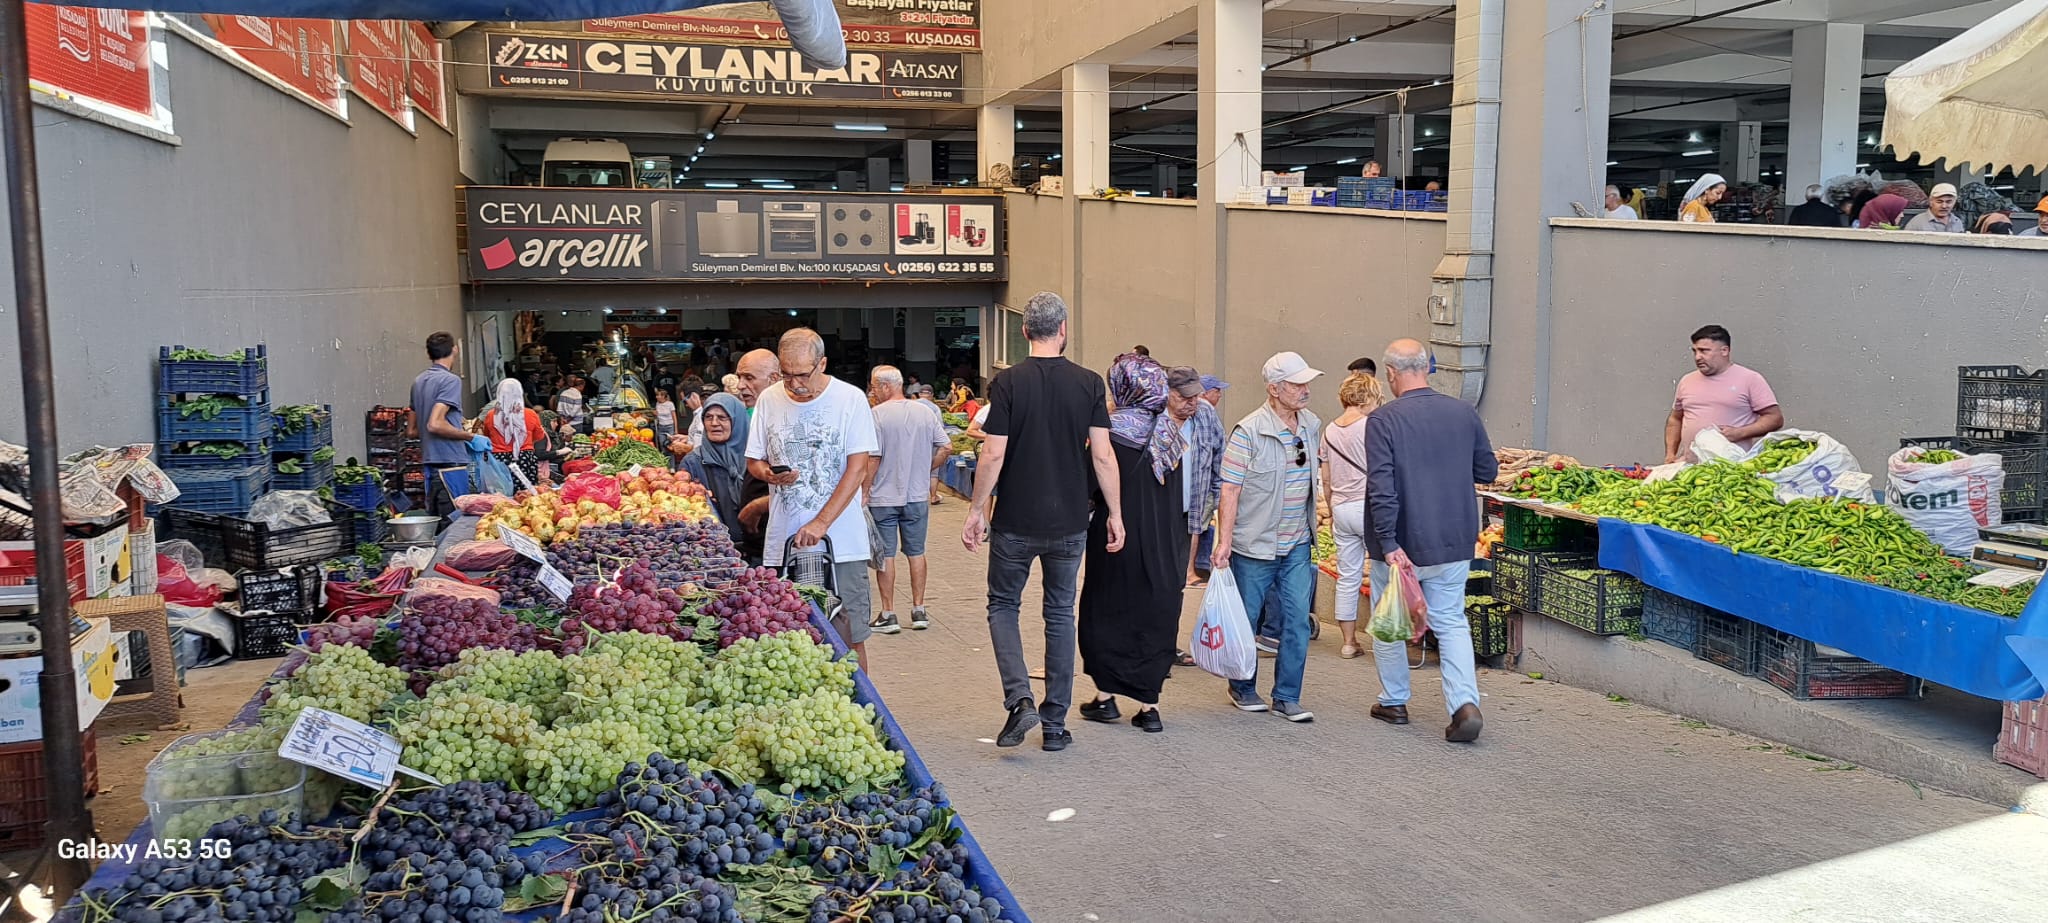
411;331;490;522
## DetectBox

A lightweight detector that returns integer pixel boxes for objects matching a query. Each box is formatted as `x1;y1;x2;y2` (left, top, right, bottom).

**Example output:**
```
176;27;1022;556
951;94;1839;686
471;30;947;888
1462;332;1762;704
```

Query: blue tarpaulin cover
1598;517;2048;702
35;0;849;68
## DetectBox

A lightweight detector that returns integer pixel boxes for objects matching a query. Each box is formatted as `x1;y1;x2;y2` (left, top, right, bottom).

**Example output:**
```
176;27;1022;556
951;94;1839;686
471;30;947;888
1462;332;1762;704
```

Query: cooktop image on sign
827;201;891;254
695;200;760;258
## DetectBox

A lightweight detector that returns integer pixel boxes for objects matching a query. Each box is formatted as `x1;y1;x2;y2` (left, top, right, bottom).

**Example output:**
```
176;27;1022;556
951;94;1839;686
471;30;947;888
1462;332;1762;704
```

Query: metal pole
0;0;91;901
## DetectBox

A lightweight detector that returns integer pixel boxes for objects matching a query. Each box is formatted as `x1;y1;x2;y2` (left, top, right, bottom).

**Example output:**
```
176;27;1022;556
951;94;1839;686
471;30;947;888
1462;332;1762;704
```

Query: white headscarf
1682;174;1727;206
493;378;528;459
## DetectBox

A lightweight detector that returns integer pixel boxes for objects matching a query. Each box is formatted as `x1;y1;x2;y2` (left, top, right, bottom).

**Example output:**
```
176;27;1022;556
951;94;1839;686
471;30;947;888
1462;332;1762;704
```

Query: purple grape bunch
704;569;820;648
397;595;541;686
558;561;695;652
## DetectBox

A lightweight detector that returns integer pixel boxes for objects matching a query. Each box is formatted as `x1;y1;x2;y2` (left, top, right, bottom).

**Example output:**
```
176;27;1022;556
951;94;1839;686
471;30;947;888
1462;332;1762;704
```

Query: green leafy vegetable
312;445;336;463
275;404;327;435
167;347;235;362
276;458;305;474
175;395;246;420
334;465;384;486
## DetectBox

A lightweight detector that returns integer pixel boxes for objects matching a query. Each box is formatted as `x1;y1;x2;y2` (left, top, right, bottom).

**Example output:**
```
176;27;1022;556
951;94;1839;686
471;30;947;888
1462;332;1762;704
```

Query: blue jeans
1227;543;1313;705
1370;559;1481;716
985;529;1085;731
871;502;930;558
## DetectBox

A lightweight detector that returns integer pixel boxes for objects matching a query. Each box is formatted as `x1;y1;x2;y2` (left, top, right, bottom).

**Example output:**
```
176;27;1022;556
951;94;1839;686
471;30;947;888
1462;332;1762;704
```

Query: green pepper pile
1523;461;2030;617
1919;449;1963;464
1742;438;1817;474
1508;464;1625;503
594;438;669;473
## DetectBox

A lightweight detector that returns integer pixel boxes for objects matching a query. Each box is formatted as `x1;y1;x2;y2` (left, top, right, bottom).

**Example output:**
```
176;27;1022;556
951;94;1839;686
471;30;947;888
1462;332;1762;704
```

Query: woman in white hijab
481;378;545;489
1679;174;1727;224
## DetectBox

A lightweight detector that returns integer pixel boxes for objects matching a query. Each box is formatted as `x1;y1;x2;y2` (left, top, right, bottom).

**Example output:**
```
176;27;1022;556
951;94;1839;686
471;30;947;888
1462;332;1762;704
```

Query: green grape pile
520;719;656;812
433;648;572;723
705;630;855;707
260;644;408;726
714;691;904;792
146;727;310;842
393;690;543;783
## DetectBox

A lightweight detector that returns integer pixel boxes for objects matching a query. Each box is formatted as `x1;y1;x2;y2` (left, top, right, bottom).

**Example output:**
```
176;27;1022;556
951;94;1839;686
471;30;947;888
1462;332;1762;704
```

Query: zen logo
496;36;571;68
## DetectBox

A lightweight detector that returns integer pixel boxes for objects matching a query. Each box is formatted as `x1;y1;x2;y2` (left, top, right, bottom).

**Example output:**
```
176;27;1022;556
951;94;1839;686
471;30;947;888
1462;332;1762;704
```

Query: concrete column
1787;23;1863;200
905;309;936;363
1195;0;1264;403
1374;114;1417;180
1718;121;1761;184
977;104;1016;185
865;308;896;350
1062;64;1110;196
836;170;859;193
907;140;934;188
1153;163;1180;196
866;157;890;192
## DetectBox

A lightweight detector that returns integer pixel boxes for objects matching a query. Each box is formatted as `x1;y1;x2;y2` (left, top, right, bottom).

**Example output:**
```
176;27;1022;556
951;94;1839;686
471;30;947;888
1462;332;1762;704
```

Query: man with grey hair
1789;183;1843;228
964;291;1123;753
866;365;949;633
1363;338;1498;743
1603;185;1637;221
746;328;881;667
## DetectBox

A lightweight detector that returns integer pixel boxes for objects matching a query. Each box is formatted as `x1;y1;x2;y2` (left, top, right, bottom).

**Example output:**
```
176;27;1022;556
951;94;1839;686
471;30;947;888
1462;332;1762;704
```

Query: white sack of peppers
1691;428;1876;504
1885;446;2005;554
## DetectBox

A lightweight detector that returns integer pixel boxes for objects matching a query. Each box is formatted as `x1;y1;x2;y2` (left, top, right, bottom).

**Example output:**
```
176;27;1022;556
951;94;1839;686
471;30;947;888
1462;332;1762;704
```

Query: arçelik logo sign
478;235;651;274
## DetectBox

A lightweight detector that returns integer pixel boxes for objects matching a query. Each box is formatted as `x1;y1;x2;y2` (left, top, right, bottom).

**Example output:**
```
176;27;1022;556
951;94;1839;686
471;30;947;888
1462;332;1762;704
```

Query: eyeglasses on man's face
781;358;826;392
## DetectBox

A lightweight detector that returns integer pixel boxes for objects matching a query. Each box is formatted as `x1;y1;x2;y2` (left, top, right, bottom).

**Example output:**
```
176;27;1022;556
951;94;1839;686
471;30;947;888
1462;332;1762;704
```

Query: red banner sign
405;23;446;128
347;19;408;127
202;15;344;115
585;1;980;51
25;5;153;118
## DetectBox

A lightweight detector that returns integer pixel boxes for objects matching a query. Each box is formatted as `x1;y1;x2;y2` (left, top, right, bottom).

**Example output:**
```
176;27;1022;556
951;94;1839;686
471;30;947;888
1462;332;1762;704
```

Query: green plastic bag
1367;575;1413;643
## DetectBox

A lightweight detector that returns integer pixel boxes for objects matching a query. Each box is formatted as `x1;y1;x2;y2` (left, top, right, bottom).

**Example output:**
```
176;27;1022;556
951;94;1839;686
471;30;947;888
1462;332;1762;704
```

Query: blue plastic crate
157;393;272;443
272;460;333;492
157;345;267;395
157;442;270;469
1402;189;1449;211
165;465;270;515
271;404;332;453
333;477;384;512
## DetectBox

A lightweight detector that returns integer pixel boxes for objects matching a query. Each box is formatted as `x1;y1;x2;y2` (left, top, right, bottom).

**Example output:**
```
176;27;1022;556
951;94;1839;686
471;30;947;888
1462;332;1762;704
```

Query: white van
542;138;633;188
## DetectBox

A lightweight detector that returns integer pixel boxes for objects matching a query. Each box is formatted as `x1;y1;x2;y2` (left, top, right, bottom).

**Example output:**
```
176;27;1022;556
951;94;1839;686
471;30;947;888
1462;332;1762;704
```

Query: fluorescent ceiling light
1049;153;1061;160
1423;129;1433;137
689;156;698;162
1334;158;1357;165
834;123;888;132
1290;166;1307;172
763;184;796;190
751;179;784;184
1856;163;1870;169
1015;119;1023;129
656;307;668;315
705;181;739;188
1134;191;1151;196
1687;131;1702;143
1682;149;1714;156
1605;160;1619;166
890;185;905;192
641;160;656;169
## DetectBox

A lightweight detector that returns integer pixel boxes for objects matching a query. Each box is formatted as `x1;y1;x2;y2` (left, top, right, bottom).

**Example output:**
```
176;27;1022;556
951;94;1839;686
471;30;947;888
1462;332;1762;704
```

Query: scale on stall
1969;523;2048;588
0;615;93;655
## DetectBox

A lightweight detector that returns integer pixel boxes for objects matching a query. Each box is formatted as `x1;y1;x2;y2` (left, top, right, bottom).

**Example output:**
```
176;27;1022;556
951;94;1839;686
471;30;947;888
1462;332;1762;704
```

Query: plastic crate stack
271;404;334;492
231;566;320;659
1336;177;1399;209
1948;368;2048;523
365;406;420;511
155;345;271;515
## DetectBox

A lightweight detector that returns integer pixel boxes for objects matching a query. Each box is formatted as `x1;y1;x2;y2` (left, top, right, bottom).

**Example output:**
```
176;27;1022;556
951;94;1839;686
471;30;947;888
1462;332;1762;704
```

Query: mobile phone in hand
770;464;792;474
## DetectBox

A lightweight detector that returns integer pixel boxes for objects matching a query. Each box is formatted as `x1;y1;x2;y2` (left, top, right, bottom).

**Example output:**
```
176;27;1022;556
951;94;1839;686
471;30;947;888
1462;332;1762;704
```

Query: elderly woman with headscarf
480;379;547;489
1678;174;1727;224
680;392;767;565
1075;354;1191;734
1857;193;1909;230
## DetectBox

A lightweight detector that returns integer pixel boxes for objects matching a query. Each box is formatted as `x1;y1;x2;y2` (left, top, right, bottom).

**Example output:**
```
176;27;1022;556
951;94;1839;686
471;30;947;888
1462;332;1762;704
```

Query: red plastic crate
1996;698;2047;779
0;540;91;602
0;728;100;850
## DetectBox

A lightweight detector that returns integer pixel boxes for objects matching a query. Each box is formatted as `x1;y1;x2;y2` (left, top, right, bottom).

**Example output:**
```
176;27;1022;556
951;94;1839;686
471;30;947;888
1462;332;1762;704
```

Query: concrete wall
1220;207;1447;424
1546;220;2048;470
1072;199;1200;372
997;192;1068;333
0;31;464;459
982;0;1195;103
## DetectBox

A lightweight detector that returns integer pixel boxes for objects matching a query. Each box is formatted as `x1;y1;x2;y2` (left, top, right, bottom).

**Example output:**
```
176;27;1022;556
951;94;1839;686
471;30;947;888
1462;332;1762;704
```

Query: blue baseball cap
1200;374;1230;392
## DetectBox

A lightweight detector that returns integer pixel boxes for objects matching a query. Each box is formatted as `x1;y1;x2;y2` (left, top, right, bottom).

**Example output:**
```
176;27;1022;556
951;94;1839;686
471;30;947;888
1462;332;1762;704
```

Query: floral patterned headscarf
1107;353;1186;484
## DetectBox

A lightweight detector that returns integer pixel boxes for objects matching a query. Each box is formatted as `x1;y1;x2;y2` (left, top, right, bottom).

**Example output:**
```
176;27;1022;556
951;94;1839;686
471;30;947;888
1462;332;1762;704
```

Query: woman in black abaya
1078;353;1192;733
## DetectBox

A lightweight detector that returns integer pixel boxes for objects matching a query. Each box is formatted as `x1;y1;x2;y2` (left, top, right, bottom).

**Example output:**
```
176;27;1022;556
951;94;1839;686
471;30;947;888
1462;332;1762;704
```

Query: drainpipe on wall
1428;0;1504;404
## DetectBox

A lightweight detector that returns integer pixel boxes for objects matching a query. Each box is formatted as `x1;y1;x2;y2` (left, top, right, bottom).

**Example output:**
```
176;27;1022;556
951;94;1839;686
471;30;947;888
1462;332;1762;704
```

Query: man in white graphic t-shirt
745;328;881;665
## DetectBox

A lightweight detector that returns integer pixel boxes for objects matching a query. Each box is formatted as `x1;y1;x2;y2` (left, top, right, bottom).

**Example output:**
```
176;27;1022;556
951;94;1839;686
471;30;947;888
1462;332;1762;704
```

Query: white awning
1883;0;2048;175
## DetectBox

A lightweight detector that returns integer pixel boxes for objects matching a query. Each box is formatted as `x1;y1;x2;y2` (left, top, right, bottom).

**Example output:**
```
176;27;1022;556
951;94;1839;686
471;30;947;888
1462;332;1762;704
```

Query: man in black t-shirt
964;292;1124;753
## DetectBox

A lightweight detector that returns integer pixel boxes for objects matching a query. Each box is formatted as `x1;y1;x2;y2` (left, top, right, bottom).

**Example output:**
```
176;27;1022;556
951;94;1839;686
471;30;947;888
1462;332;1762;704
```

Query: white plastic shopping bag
1190;567;1257;681
1692;428;1875;503
1886;446;2006;553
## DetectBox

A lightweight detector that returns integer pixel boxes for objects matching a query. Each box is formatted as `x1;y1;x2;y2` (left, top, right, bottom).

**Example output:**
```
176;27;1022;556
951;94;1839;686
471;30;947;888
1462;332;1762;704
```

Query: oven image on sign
827;201;891;254
696;201;760;258
762;201;822;259
653;199;690;271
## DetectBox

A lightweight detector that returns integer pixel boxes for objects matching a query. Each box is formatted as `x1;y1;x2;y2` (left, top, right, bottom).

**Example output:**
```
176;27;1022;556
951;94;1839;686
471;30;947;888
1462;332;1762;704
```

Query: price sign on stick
537;563;573;601
278;707;441;787
496;523;548;563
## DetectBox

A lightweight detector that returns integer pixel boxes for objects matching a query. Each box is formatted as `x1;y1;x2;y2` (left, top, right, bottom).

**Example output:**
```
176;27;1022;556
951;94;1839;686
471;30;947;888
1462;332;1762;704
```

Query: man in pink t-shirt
1664;324;1784;463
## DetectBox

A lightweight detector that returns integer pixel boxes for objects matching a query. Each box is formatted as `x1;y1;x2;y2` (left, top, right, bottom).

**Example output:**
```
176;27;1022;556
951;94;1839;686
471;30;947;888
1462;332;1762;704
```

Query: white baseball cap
1929;182;1958;200
1262;351;1324;385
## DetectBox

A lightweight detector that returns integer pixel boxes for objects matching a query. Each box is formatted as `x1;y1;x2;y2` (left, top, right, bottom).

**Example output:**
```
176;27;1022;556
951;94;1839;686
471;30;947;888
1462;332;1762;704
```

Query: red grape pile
561;561;695;649
703;569;819;648
303;612;383;652
398;596;541;685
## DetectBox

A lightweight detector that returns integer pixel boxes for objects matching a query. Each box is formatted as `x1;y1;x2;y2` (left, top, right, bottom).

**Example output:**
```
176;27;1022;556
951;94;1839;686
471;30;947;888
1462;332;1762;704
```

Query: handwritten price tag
537;563;572;601
278;707;439;787
495;523;548;563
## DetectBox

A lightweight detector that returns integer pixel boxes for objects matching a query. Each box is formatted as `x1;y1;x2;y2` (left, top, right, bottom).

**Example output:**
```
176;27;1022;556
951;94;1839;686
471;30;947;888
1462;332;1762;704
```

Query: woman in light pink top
1320;371;1388;659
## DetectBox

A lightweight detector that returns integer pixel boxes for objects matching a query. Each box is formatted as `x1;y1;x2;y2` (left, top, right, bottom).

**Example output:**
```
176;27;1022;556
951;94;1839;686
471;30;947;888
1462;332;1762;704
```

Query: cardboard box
0;617;117;743
1261;170;1306;187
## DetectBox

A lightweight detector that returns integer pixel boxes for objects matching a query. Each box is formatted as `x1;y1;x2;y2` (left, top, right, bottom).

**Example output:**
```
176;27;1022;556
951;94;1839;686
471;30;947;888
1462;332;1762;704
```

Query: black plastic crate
1537;564;1644;635
237;567;320;615
158;345;267;395
1695;610;1758;675
1642;588;1710;650
221;504;366;570
1490;546;1590;612
157;508;227;568
1899;435;1960;451
1957;365;2048;439
1467;599;1515;658
1503;506;1595;552
1755;627;1919;700
1959;436;2046;522
230;610;298;660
